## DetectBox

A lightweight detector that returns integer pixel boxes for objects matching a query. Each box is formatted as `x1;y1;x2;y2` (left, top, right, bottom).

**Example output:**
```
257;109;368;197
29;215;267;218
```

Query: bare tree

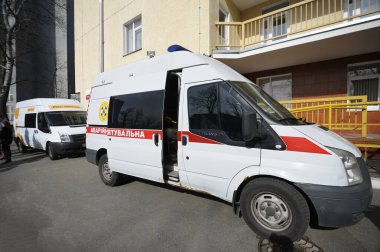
0;0;25;119
0;0;67;119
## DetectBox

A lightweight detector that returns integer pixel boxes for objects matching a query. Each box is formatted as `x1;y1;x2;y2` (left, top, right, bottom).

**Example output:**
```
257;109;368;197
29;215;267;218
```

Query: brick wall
245;52;380;99
244;52;380;135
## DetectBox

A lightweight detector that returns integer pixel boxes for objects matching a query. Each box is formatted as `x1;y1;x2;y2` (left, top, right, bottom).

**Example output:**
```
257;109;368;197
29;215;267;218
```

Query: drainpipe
99;0;104;73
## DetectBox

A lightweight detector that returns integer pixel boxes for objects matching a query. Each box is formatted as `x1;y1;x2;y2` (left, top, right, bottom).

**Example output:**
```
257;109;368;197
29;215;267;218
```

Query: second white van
14;98;87;160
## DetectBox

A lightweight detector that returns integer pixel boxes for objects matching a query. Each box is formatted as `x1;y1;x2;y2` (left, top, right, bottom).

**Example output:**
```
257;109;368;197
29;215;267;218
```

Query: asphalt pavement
0;146;379;251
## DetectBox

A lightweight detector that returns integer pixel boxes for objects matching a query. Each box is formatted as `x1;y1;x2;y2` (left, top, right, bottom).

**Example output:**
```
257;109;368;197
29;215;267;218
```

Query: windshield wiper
278;117;298;122
279;117;315;125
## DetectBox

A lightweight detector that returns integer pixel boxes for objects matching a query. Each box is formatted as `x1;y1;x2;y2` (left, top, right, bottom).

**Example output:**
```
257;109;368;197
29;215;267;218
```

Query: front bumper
51;142;86;155
295;158;372;228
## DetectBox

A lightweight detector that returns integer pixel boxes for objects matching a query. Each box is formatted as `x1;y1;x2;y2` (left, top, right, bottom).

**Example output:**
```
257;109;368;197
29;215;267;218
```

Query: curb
371;177;380;190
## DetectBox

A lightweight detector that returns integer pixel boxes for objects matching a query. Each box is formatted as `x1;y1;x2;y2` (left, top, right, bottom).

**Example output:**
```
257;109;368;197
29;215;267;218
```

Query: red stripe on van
280;136;331;155
86;126;161;140
179;131;222;145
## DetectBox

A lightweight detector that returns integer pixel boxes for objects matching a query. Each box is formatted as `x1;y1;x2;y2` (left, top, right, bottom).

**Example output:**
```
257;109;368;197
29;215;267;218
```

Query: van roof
93;51;247;87
16;98;84;110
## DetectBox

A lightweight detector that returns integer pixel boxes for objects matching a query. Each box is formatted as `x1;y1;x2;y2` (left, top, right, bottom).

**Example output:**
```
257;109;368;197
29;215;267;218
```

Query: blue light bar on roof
167;44;192;53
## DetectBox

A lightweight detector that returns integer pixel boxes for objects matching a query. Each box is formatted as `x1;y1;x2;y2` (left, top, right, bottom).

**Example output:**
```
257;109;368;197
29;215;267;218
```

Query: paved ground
0;147;380;251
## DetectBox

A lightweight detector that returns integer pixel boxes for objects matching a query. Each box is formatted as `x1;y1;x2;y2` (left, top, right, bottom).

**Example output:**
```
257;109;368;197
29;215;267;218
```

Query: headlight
59;133;71;142
328;147;362;185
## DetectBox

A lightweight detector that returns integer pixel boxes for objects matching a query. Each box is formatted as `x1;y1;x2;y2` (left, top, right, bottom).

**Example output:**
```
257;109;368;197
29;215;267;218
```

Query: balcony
216;0;380;50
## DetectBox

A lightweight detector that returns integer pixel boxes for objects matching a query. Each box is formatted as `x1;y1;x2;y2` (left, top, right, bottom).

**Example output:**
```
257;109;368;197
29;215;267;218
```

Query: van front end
289;124;372;228
46;125;87;160
295;157;372;227
262;123;373;229
49;132;86;155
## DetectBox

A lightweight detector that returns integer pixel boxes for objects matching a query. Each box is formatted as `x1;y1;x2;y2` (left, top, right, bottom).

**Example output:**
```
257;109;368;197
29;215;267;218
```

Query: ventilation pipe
99;0;104;72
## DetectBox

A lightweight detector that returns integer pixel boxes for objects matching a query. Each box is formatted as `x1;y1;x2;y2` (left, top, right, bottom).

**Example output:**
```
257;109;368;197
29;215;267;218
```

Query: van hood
293;124;361;157
50;125;86;135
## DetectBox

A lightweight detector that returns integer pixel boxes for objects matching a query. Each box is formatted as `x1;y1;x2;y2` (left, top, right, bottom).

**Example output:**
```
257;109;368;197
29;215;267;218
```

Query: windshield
45;111;87;126
230;81;307;125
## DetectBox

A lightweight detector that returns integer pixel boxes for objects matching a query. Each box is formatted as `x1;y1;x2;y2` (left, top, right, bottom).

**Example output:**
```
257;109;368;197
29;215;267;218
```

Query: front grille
71;134;86;143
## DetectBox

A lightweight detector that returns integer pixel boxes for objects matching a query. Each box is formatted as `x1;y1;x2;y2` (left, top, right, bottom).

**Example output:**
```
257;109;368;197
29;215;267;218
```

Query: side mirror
40;125;50;133
242;112;258;142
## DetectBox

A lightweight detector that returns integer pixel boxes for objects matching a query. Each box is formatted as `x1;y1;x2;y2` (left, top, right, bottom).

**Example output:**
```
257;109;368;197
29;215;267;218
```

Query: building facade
75;0;380;132
6;0;75;124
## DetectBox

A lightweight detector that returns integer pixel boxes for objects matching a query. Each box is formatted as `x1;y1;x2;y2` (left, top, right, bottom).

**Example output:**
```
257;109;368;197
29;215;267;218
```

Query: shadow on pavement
365;205;380;230
258;235;324;252
0;151;46;173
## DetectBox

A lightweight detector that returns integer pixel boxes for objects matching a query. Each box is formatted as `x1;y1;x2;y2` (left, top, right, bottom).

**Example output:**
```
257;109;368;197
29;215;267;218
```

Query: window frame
38;113;50;133
187;82;257;147
219;5;230;46
256;73;292;101
347;60;380;111
123;15;142;55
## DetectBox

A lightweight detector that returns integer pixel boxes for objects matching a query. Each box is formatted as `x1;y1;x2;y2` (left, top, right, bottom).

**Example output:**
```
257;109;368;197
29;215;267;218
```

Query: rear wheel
240;178;310;241
47;143;58;160
17;138;27;153
98;154;123;186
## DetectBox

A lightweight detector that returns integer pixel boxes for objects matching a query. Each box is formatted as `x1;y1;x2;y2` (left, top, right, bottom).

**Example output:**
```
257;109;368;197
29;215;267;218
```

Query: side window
220;84;243;141
109;90;164;129
188;83;219;130
188;83;258;146
25;113;36;128
38;113;49;133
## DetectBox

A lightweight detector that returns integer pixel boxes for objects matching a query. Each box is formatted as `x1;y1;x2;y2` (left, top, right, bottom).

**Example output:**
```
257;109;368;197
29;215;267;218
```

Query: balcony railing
216;0;380;49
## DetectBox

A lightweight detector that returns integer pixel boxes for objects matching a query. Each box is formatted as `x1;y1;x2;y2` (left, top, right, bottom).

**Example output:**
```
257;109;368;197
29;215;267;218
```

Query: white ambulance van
14;98;87;160
86;49;372;241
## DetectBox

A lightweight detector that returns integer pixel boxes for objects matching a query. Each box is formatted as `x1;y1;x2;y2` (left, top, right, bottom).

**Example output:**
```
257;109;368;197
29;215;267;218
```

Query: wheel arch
96;148;107;165
232;175;318;225
45;141;51;151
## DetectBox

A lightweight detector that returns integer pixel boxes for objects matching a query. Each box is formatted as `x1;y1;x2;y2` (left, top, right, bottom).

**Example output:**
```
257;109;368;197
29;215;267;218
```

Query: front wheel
240;178;310;241
47;143;58;160
98;154;123;186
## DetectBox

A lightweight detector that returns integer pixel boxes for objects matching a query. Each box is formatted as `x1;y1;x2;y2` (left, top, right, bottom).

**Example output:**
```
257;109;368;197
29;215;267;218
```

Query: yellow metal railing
279;95;380;158
216;0;380;49
279;95;380;137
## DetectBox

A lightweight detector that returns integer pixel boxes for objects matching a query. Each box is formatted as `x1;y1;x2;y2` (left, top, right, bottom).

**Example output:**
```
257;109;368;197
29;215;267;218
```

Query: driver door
180;81;261;199
34;113;50;150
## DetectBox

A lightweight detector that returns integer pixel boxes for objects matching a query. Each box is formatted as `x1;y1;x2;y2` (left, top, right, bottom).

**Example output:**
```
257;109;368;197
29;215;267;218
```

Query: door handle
34;130;38;134
182;135;188;146
153;133;159;146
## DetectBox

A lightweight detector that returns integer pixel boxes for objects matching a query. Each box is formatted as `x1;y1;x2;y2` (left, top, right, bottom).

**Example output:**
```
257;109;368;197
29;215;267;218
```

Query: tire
98;154;123;186
47;142;58;160
240;178;310;241
17;139;27;153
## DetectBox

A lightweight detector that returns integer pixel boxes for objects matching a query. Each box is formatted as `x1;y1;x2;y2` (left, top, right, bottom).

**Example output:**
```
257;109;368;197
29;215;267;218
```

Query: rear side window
25;113;36;128
109;90;164;129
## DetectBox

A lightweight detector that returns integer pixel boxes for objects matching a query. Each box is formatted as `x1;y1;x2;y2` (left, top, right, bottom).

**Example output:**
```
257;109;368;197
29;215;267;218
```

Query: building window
218;6;230;46
124;15;142;55
348;61;380;110
261;1;290;40
257;74;292;101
